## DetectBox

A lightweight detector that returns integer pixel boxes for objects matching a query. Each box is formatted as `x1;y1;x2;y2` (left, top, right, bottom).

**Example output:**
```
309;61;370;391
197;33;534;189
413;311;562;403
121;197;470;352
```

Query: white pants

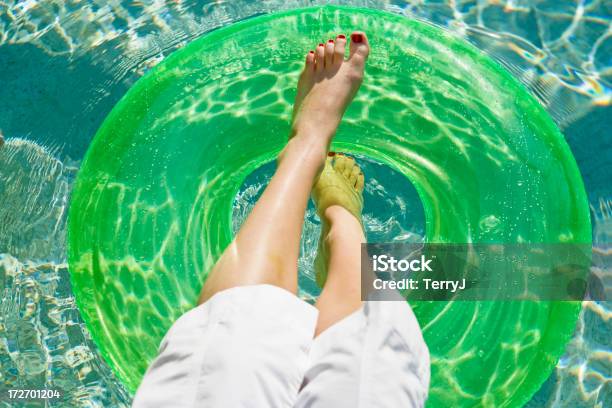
132;285;430;407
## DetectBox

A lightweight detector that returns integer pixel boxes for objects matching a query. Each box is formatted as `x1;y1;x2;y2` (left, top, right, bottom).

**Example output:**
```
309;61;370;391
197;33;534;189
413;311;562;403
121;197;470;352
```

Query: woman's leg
311;155;367;336
297;157;430;407
315;206;366;336
199;32;370;303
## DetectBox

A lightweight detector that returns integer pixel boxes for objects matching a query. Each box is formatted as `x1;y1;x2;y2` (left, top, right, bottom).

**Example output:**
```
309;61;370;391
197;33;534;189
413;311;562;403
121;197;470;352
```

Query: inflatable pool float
68;6;591;406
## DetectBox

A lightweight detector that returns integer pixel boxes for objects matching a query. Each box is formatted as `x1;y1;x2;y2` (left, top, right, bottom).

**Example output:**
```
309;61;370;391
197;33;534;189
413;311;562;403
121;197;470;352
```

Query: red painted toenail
318;43;324;47
328;39;334;43
328;152;336;157
351;33;363;43
338;34;346;39
309;50;314;54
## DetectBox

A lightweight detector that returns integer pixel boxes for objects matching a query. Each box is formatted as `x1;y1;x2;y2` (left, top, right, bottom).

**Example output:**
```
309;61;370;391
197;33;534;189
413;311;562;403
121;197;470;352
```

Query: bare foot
291;32;370;142
312;153;365;286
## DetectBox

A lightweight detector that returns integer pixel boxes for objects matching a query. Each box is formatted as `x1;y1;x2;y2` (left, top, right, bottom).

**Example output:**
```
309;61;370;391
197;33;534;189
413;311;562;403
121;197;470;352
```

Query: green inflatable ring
68;5;591;406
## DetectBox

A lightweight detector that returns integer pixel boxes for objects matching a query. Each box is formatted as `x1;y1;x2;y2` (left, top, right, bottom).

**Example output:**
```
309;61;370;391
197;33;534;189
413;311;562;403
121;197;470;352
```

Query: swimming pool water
0;1;609;407
65;7;590;405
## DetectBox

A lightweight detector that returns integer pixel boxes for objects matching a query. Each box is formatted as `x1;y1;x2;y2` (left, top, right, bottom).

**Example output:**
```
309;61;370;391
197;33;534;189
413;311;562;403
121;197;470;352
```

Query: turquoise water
0;1;609;407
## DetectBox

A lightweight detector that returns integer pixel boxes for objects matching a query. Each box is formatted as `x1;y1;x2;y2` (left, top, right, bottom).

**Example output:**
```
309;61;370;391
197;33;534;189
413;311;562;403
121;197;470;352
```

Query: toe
333;34;347;66
300;50;315;81
305;50;315;68
356;172;365;192
343;156;356;178
324;39;334;68
349;31;370;68
333;154;348;174
324;154;334;170
315;43;325;71
338;155;355;178
349;164;361;186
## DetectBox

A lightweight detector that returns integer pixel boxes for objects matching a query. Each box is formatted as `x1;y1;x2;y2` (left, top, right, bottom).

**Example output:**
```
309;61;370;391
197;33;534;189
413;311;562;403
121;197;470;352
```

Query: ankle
324;205;362;225
323;206;365;242
278;132;328;170
291;118;336;143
